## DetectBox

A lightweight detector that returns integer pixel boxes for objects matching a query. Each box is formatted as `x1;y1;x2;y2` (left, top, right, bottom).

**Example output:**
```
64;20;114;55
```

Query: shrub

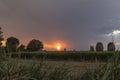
107;42;115;51
96;42;104;51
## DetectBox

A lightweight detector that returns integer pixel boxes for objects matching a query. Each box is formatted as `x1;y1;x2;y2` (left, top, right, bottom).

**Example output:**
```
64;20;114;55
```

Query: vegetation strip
10;51;120;61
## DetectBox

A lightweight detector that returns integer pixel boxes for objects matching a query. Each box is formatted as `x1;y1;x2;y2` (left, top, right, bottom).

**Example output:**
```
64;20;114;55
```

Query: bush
96;42;104;51
107;42;115;51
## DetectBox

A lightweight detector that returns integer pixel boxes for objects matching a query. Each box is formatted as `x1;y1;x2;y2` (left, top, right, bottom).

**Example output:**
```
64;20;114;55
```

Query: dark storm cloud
0;0;120;50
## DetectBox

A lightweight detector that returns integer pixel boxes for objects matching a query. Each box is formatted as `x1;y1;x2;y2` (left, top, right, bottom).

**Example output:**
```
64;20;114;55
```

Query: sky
1;0;120;50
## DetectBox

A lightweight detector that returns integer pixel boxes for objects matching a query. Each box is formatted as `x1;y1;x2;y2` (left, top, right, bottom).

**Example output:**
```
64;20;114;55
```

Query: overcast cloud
1;0;120;50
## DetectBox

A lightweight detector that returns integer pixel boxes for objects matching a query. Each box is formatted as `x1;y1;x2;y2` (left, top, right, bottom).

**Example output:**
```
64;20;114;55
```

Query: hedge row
11;51;120;61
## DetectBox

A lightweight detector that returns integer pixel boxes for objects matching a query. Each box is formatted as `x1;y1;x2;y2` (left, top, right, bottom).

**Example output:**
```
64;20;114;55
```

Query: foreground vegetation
10;51;120;62
0;51;119;80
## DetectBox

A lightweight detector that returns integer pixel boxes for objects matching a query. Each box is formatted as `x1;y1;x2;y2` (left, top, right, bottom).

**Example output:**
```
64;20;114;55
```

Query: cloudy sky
1;0;120;50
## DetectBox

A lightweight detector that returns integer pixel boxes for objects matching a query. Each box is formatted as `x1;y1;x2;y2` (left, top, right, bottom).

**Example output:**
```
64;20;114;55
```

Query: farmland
11;51;120;61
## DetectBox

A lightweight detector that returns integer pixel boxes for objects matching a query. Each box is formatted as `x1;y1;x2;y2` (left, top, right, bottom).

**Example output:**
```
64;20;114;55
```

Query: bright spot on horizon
1;40;6;46
44;41;66;51
55;43;62;51
56;45;61;51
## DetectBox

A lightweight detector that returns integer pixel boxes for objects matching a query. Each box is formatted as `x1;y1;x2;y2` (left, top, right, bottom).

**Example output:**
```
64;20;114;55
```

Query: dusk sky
1;0;120;50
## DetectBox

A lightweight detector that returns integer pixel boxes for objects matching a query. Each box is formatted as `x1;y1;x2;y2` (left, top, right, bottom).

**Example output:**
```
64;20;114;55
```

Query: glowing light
44;41;66;51
55;42;62;51
56;45;61;50
1;40;6;46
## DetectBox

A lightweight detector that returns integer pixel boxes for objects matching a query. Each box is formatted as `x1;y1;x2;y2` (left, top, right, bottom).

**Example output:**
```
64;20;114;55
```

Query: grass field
1;58;103;80
9;59;103;75
0;51;119;80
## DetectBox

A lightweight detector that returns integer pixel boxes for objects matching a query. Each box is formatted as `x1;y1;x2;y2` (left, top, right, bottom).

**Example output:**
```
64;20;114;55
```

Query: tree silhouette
0;27;4;58
27;39;43;51
0;27;4;47
107;42;115;51
96;42;104;51
17;44;26;52
6;37;20;52
90;46;94;51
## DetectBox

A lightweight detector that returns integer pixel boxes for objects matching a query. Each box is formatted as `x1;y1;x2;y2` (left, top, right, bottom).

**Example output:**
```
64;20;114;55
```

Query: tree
96;42;104;51
0;27;4;58
90;46;94;51
64;48;67;51
6;37;20;52
17;44;26;52
107;42;115;51
27;39;43;51
0;27;4;47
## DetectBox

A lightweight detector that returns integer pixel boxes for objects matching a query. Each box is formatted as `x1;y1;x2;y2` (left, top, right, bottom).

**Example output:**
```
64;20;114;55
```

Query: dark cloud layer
0;0;120;50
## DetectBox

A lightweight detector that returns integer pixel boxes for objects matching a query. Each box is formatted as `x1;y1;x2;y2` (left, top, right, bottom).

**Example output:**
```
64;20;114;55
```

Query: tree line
0;27;117;52
90;42;115;51
0;27;44;53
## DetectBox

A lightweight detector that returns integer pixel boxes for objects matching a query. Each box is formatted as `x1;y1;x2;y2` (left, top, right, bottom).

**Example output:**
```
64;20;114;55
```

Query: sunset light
55;43;62;51
56;45;61;50
44;41;66;51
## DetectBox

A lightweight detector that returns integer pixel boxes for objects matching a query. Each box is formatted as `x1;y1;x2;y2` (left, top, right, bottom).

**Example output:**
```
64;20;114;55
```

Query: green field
11;51;120;61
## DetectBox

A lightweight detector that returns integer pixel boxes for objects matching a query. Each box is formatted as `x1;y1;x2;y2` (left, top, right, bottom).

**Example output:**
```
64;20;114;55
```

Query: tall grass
0;51;119;80
80;52;120;80
0;59;69;80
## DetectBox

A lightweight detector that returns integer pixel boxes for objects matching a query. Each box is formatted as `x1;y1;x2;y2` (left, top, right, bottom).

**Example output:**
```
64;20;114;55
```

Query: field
11;51;120;61
0;51;120;80
10;59;103;75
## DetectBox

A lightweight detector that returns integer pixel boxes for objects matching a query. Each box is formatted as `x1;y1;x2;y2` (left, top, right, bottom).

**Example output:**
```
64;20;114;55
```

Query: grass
0;51;119;80
80;52;120;80
0;59;68;80
0;57;103;80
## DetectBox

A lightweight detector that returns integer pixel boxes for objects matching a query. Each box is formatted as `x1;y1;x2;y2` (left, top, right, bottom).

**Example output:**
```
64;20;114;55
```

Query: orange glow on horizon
1;39;66;51
56;46;61;50
44;41;66;51
55;43;62;51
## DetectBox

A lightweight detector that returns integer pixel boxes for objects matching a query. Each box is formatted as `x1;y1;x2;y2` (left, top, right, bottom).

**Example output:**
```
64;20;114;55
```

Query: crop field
11;51;120;61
